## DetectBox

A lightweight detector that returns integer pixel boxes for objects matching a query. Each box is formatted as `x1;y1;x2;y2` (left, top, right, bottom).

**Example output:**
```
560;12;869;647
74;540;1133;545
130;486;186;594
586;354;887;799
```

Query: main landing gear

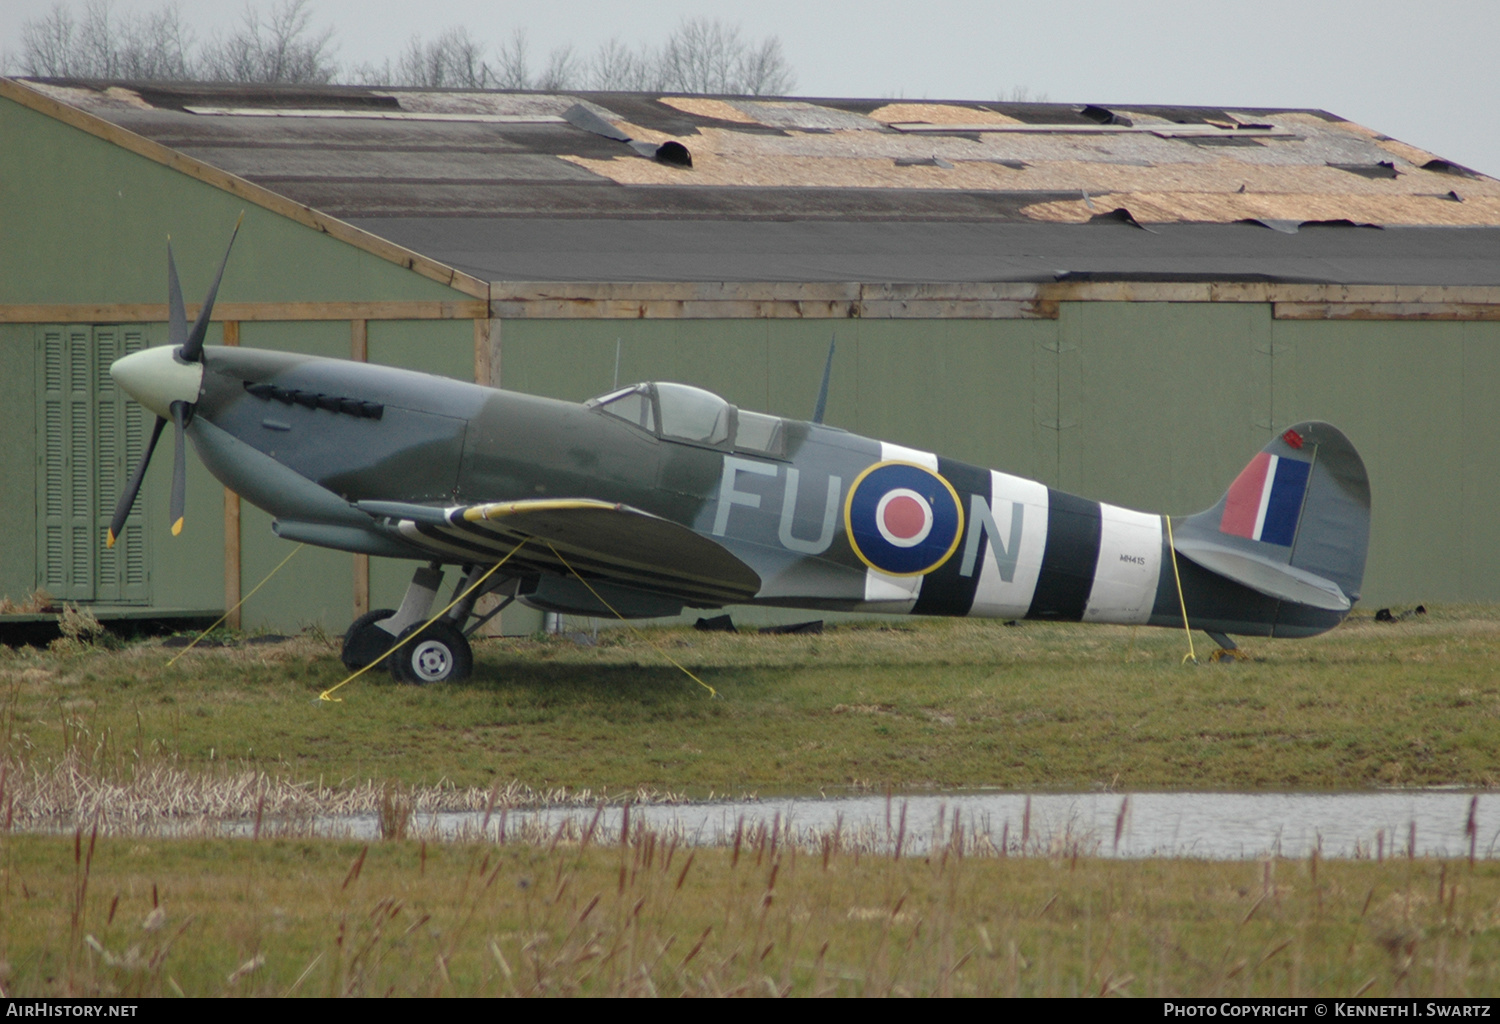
339;562;517;684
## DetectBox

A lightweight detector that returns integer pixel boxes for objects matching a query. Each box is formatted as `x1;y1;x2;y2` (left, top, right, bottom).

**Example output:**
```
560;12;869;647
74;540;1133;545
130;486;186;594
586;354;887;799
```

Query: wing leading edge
356;498;761;607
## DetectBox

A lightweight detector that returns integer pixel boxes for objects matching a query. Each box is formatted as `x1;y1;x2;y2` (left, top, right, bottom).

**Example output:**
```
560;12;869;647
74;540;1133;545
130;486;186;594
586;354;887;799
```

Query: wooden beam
0;300;488;323
489;279;1500;306
0;78;489;300
1274;302;1500;321
224;489;241;630
487;298;1060;320
350;318;367;361
473;318;488;385
353;554;369;622
474;318;502;385
485;279;1500;317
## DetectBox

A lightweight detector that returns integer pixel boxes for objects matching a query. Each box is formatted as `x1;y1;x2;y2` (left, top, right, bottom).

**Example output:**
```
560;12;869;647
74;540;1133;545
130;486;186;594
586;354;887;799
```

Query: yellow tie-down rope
166;543;305;667
1163;515;1198;665
317;537;529;703
545;542;718;698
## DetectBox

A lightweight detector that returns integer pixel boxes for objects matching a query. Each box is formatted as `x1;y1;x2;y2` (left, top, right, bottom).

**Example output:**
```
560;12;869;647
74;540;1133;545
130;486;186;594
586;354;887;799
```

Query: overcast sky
4;0;1497;176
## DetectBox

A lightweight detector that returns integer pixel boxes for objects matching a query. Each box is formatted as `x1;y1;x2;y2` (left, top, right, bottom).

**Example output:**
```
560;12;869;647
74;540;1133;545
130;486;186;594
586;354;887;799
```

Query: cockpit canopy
587;382;785;456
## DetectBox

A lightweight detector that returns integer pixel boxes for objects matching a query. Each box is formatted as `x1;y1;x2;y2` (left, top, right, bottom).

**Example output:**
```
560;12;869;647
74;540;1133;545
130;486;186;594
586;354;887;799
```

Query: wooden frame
0;301;487;323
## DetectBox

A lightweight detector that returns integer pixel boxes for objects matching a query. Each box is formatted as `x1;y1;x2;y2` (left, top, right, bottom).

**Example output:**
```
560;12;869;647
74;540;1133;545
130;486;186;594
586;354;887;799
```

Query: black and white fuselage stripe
862;444;1163;623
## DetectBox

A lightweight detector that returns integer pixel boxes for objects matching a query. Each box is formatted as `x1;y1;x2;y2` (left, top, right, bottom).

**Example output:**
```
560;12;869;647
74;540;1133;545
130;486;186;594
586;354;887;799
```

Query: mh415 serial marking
105;228;1371;683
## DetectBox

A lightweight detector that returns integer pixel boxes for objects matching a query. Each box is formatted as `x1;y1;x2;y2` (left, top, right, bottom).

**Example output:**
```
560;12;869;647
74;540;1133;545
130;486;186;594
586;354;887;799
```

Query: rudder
1172;423;1371;618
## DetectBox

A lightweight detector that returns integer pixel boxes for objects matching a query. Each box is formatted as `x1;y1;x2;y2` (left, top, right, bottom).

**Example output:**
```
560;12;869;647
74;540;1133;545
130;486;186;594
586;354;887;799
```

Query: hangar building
3;77;1499;633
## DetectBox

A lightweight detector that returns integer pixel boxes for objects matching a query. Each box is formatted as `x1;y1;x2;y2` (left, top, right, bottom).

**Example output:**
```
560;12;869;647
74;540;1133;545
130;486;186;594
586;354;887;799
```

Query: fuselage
114;344;1352;638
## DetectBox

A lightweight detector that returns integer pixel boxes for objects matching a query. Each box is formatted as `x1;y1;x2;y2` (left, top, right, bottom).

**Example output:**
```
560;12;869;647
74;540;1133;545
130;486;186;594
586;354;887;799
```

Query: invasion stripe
860;441;941;609
1025;490;1103;621
411;522;748;604
455;517;754;594
911;456;992;617
448;520;751;601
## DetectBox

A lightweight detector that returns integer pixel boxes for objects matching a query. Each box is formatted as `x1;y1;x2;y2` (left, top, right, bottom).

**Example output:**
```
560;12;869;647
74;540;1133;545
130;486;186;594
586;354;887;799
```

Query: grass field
2;829;1497;997
3;604;1498;806
2;607;1498;997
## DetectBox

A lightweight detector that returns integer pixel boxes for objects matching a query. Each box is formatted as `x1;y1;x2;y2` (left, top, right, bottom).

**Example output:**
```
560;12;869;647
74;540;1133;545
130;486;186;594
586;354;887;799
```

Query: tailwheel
389;621;474;684
341;608;397;669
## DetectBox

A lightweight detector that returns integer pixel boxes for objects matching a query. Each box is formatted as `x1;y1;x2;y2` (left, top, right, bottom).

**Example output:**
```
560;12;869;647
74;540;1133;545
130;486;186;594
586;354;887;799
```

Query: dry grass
0;749;691;836
0;589;56;615
1;827;1497;997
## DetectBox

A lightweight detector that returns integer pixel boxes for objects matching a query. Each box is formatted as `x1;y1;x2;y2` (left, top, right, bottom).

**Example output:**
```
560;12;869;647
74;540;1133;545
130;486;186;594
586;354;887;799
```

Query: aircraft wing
356;498;762;606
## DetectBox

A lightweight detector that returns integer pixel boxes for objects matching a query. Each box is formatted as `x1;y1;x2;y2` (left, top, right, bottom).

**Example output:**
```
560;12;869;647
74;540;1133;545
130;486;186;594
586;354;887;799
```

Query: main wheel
389;621;473;684
341;608;398;670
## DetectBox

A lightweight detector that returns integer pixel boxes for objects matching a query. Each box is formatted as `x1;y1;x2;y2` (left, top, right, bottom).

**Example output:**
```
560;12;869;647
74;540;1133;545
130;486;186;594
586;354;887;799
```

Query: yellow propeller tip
171;518;184;536
106;531;117;548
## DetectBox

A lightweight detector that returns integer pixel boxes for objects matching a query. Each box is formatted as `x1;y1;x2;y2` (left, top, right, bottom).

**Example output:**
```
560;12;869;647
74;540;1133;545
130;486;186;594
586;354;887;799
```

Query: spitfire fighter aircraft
107;232;1371;683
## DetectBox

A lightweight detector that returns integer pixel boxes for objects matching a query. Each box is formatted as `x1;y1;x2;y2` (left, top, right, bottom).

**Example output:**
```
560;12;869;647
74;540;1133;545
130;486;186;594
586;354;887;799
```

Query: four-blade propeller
107;215;242;548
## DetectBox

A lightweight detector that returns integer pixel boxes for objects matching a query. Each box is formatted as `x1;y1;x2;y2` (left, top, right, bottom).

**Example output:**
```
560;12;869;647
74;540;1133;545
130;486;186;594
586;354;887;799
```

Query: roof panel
177;146;605;184
350;217;1500;286
10;78;1499;286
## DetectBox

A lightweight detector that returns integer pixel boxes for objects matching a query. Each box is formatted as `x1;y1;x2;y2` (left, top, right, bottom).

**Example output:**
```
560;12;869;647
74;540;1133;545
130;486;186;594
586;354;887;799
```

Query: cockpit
586;382;785;457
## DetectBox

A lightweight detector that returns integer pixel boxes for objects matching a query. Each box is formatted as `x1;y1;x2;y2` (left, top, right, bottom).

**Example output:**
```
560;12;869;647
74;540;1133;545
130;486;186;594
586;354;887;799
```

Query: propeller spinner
107;215;242;546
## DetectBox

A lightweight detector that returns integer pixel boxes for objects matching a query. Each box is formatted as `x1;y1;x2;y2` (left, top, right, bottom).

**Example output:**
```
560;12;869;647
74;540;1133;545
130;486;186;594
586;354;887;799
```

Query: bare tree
199;0;337;84
380;27;493;88
535;43;583;90
660;18;739;94
998;85;1049;103
115;4;196;78
16;4;77;76
659;18;795;96
588;36;663;92
492;27;531;89
17;0;195;79
735;36;794;97
12;3;799;95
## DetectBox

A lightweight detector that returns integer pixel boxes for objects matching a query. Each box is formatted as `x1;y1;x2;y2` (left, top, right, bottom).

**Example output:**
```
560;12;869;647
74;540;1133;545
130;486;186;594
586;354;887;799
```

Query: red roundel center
882;494;927;539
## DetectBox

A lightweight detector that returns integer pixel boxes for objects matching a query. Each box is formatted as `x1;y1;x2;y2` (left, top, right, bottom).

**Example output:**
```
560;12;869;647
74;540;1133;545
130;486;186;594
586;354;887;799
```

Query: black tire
389;621;473;684
341;608;398;670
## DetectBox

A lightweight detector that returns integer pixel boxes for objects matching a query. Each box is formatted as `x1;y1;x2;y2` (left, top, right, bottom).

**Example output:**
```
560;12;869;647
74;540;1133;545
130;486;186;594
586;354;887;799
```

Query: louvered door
36;326;150;604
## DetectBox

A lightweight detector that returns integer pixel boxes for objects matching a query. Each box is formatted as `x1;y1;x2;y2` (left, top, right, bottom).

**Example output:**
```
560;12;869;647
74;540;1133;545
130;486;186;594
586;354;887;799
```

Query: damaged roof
12;78;1500;285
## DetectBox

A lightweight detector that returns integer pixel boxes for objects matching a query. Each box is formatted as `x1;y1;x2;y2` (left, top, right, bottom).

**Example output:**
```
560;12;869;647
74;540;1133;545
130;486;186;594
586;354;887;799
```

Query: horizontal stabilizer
1173;537;1351;611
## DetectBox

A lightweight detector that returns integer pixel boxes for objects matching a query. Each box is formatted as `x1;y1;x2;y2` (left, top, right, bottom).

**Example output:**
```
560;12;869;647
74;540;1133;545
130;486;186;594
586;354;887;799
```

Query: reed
1;828;1496;997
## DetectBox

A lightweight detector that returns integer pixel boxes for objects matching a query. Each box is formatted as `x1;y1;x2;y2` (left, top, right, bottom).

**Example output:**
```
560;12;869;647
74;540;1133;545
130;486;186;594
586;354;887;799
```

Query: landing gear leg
377;562;475;684
1205;631;1248;663
341;562;447;671
340;563;515;683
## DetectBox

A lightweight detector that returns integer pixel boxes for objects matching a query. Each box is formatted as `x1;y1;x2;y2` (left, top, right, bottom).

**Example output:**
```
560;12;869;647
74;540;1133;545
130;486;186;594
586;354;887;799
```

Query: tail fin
1172;423;1370;615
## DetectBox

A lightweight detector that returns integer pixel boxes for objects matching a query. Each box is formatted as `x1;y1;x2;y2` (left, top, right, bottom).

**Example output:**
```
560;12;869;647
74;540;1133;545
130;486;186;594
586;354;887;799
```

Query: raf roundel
845;462;965;576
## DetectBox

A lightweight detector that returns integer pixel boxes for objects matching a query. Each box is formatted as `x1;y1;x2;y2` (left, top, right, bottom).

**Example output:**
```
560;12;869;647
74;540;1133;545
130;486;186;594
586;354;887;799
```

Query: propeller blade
169;401;188;536
106;415;168;549
180;212;244;362
166;242;187;350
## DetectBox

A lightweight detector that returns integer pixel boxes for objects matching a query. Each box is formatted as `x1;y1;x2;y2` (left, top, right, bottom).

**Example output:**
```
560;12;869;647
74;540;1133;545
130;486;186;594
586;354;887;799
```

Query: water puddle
239;791;1500;860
